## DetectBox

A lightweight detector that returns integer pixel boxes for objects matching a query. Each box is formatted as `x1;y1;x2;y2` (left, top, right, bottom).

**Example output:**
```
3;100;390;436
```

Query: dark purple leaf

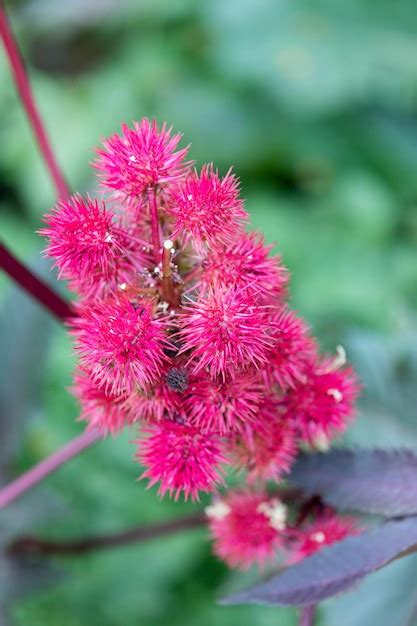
290;448;417;517
222;517;417;607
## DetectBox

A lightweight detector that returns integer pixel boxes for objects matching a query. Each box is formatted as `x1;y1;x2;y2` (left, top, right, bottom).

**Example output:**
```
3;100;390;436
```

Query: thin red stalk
0;5;73;315
299;605;316;626
0;242;73;320
7;489;307;555
0;3;69;200
8;512;206;557
147;186;161;264
0;429;101;509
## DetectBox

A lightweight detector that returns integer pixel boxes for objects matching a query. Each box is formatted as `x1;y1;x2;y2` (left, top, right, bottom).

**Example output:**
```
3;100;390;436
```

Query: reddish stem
147;186;161;264
7;489;305;556
0;5;100;512
0;429;101;509
0;242;73;321
299;605;316;626
8;512;206;556
0;3;69;200
0;5;73;316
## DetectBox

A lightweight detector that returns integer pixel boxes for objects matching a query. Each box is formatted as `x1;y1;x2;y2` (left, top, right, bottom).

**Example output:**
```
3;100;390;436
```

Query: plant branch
7;488;306;557
0;242;74;320
8;512;206;557
0;2;69;200
299;605;316;626
0;429;101;509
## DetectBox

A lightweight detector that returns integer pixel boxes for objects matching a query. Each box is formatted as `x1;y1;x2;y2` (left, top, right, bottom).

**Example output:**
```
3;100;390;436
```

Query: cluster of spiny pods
40;119;360;569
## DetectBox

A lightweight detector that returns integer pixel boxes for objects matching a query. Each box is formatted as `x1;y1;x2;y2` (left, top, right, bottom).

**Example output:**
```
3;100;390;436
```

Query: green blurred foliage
1;0;417;624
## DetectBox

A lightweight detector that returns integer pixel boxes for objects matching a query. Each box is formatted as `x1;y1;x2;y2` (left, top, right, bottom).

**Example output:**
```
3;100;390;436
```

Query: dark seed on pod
165;367;189;393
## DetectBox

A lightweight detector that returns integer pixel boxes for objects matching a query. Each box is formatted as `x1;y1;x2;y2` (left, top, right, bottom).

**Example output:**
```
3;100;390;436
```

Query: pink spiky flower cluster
40;118;360;569
206;494;360;570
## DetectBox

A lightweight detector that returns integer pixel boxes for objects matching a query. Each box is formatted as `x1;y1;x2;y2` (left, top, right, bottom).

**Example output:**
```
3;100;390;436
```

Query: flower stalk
0;429;101;509
0;242;73;321
8;512;206;557
299;605;316;626
7;488;303;556
0;4;72;318
0;3;69;200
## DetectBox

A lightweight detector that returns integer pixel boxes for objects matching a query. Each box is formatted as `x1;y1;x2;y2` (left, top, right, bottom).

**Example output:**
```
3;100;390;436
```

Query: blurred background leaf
0;258;54;470
1;0;417;624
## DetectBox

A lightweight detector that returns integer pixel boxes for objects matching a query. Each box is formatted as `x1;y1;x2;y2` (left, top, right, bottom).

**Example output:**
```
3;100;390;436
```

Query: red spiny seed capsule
231;400;298;483
40;195;125;282
206;491;287;570
71;369;131;434
94;118;192;197
169;165;248;250
288;509;361;563
281;349;360;446
185;370;265;435
265;306;316;390
199;232;288;301
179;287;275;380
137;421;225;501
39;194;150;299
70;296;171;396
